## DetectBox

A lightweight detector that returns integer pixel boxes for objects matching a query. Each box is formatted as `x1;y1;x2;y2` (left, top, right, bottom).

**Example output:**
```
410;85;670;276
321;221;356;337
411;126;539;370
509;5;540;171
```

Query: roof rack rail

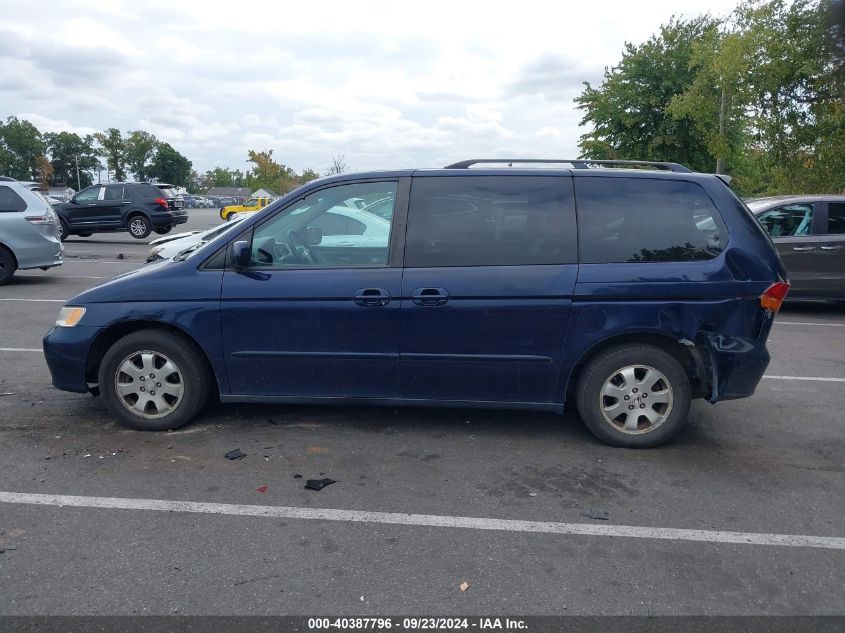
443;159;692;173
0;176;16;182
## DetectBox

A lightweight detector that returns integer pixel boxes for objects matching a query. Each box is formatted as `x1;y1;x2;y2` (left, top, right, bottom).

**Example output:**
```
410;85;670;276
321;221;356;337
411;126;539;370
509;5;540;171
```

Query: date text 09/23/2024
307;617;527;630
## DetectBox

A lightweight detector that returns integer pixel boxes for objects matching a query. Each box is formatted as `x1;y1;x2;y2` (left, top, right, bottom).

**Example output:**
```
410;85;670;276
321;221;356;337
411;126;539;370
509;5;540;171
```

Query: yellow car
219;197;271;221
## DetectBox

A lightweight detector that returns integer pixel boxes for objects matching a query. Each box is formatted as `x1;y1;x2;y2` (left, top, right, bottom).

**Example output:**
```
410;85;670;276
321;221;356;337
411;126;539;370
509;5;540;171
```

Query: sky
1;0;741;176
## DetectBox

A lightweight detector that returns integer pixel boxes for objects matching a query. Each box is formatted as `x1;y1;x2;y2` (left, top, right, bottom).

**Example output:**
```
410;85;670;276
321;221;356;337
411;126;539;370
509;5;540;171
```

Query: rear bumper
703;313;774;402
151;211;188;228
43;325;103;394
12;233;63;270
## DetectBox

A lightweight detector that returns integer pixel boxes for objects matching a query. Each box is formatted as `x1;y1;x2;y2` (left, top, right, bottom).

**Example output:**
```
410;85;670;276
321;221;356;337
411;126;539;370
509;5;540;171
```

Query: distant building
206;186;251;202
251;188;278;199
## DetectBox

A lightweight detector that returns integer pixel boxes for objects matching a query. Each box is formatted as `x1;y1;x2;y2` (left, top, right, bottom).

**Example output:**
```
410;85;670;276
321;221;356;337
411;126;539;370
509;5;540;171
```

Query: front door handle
353;288;391;307
411;287;449;306
820;245;842;251
792;246;816;251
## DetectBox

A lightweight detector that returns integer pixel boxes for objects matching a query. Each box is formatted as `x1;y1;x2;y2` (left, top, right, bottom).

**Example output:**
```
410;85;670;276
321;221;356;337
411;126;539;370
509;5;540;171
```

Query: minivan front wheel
128;215;152;239
99;330;212;431
576;344;691;448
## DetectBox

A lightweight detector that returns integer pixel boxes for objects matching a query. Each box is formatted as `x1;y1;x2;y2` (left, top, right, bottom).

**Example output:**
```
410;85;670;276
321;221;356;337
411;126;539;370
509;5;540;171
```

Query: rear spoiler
715;174;732;186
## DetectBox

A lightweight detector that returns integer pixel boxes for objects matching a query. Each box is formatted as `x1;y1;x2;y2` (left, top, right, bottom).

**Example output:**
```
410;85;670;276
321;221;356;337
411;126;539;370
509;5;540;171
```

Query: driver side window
249;181;397;268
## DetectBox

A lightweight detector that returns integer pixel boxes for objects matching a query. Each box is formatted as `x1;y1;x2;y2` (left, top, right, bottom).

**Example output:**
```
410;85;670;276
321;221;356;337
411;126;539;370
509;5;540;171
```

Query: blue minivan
43;160;789;447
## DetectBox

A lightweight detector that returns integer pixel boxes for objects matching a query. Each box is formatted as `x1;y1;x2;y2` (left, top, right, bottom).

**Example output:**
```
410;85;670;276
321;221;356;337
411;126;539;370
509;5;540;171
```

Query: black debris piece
305;478;336;491
117;253;124;260
293;474;302;479
580;508;610;521
224;449;246;460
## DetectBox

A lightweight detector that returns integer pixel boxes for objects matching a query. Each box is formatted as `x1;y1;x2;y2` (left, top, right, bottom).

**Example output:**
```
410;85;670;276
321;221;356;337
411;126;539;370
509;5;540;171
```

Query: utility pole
75;155;81;191
716;85;727;175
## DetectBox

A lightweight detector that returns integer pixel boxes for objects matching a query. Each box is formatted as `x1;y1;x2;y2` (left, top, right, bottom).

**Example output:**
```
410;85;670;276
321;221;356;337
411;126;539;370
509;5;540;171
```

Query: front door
221;179;406;399
398;174;578;405
756;202;822;297
65;185;103;228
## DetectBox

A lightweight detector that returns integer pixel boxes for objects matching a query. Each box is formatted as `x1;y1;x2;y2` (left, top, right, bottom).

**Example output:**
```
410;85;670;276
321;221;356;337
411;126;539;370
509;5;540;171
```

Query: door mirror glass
305;227;323;245
232;240;251;269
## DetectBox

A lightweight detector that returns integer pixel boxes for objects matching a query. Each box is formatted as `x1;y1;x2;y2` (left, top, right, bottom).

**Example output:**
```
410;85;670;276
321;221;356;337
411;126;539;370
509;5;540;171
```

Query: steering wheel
288;230;318;265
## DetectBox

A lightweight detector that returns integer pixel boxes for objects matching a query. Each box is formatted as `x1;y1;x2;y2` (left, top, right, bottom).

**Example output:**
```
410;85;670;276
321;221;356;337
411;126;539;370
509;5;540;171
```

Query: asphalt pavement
0;207;844;615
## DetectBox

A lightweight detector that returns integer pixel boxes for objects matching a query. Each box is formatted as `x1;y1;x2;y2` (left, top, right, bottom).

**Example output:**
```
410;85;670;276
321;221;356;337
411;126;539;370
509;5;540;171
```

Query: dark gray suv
54;183;188;241
748;195;845;300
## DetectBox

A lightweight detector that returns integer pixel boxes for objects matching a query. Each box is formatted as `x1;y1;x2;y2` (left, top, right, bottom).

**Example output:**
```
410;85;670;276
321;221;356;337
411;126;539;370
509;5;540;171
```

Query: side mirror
305;227;323;245
231;240;251;269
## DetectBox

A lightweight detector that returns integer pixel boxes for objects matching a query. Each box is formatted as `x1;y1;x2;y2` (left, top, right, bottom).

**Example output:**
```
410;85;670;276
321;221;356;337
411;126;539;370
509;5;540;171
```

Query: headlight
56;306;86;327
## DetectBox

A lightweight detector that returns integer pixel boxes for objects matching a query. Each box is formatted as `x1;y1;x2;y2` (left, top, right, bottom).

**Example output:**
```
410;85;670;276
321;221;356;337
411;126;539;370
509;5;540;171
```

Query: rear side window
134;184;164;198
104;186;126;201
576;177;727;264
0;186;27;212
827;203;845;234
405;176;577;267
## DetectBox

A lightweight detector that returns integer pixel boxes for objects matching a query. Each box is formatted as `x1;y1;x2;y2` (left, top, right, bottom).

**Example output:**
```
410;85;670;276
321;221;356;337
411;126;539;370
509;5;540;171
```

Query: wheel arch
0;241;19;267
85;319;219;397
564;330;706;403
125;209;151;226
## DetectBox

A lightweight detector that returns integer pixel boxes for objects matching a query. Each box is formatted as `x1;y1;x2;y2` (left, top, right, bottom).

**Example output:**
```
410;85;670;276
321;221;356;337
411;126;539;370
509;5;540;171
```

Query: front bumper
43;325;103;394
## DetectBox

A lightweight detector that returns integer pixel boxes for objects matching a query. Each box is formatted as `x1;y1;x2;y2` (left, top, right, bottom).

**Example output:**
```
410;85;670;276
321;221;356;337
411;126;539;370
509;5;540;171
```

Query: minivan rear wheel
128;215;152;239
99;330;212;431
575;344;691;448
0;245;16;285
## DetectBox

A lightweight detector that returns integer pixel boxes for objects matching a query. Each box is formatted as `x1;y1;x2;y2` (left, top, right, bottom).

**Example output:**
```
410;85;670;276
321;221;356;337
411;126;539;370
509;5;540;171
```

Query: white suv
0;177;63;285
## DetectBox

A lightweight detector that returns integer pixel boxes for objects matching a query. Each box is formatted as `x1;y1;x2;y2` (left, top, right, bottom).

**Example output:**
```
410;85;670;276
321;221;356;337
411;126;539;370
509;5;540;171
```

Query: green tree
93;128;127;181
124;130;159;181
0;116;46;180
299;168;320;185
574;16;721;173
148;142;192;186
246;149;300;194
44;131;99;190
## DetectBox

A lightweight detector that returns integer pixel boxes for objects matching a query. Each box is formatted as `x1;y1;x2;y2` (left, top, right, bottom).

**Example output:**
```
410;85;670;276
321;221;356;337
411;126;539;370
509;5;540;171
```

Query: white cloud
1;0;741;174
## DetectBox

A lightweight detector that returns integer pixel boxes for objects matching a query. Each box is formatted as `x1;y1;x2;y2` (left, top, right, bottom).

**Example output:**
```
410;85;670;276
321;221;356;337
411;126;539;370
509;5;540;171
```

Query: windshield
176;216;246;260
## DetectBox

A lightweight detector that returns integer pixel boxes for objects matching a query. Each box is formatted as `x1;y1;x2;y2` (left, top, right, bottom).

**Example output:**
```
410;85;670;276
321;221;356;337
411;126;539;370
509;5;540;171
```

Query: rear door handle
820;245;842;251
411;287;449;306
792;246;816;251
353;288;391;307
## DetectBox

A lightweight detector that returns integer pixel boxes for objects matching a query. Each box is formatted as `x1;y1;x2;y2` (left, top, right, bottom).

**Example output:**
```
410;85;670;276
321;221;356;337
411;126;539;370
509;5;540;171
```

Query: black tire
154;226;173;235
58;219;70;242
0;245;16;285
127;214;152;239
575;344;691;448
98;330;213;431
77;232;93;237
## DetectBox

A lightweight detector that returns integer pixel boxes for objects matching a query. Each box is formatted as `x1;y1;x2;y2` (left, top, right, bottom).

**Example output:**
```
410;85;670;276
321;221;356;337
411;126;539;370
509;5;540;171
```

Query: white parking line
762;375;845;383
0;347;42;353
1;491;843;550
776;321;845;328
0;298;65;303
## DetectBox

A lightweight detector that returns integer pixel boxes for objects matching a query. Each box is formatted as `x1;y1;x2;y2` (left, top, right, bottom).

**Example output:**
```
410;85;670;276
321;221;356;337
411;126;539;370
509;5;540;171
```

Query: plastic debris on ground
224;449;246;460
256;485;268;493
459;581;469;592
580;508;610;520
293;474;302;479
304;478;336;491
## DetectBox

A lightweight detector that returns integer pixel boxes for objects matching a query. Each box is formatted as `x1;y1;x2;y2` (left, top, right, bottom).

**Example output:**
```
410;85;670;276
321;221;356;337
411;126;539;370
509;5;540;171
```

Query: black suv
54;183;188;241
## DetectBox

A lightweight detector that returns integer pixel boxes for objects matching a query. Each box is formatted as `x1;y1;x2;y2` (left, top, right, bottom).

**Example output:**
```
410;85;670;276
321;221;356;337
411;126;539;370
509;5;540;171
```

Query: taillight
25;214;52;224
154;197;169;210
760;281;790;312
